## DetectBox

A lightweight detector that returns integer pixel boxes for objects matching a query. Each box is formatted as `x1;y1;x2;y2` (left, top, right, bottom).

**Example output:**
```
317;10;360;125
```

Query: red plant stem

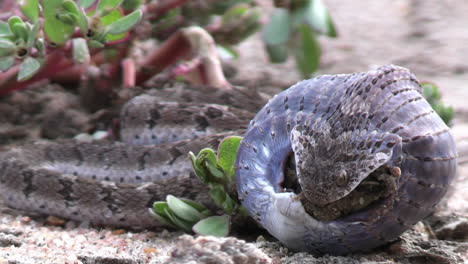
0;51;74;96
136;30;191;85
122;58;136;88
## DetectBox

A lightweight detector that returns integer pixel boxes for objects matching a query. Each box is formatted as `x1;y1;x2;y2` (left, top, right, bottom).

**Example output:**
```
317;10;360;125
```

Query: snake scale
0;65;457;254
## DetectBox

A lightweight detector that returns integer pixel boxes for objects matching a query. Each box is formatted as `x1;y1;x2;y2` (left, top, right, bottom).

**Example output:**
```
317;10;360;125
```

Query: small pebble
46;216;66;226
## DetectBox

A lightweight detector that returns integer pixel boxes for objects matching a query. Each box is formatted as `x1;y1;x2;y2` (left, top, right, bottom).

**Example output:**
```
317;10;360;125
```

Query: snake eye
336;169;348;187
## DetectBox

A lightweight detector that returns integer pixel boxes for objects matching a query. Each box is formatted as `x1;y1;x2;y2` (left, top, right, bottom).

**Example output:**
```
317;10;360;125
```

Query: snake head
290;123;401;206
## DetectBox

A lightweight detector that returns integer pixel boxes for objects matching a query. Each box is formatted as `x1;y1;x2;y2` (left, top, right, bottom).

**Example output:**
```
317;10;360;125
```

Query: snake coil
235;65;457;254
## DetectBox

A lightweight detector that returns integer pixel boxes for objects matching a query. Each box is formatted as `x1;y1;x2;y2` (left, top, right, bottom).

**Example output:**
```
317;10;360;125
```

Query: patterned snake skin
235;65;457;254
0;65;457;255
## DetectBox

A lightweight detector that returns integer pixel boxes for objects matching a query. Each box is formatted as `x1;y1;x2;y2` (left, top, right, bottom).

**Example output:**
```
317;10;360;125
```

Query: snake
0;65;457;255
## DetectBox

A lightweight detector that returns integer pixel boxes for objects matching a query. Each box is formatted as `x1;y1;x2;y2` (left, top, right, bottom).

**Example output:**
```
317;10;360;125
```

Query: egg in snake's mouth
282;153;401;221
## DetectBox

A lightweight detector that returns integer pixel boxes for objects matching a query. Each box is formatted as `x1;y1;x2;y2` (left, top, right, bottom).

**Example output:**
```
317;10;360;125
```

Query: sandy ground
1;0;468;263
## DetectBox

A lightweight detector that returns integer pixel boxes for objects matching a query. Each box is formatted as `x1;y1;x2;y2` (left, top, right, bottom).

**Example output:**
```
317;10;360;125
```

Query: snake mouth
282;153;400;221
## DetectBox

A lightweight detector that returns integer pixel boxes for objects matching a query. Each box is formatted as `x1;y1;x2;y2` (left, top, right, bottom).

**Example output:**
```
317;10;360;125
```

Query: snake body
0;94;255;228
235;65;457;254
0;65;457;254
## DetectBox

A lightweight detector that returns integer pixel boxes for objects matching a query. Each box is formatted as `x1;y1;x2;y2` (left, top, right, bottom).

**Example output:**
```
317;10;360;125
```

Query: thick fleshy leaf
194;148;220;182
17;56;41;81
87;39;105;48
262;8;291;46
299;0;337;37
221;194;237;214
209;186;237;214
8;16;23;30
0;56;15;72
193;215;230;237
0;21;13;37
8;17;28;41
294;24;321;77
27;22;40;48
204;159;224;179
35;38;45;55
0;39;16;56
78;0;95;9
153;201;169;215
209;185;227;208
164;208;193;232
121;0;143;11
19;0;39;23
56;13;76;25
421;82;454;125
422;82;442;104
97;0;124;15
149;205;176;228
72;38;90;64
106;9;142;35
217;136;242;180
180;199;211;216
43;0;75;44
167;195;204;223
63;0;89;34
98;8;125;42
189;151;209;183
265;43;288;63
12;23;29;42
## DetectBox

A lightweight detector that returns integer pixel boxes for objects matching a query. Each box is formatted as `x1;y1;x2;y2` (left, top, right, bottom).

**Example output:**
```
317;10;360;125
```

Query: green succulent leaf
192;148;220;183
181;199;212;217
167;195;204;223
8;17;28;41
421;82;454;126
0;21;13;37
106;9;142;35
164;207;193;232
222;194;237;214
97;8;126;42
294;24;321;77
35;38;45;55
121;0;143;11
193;215;230;237
88;39;105;48
150;202;177;228
204;159;224;180
56;13;76;25
209;185;227;208
43;0;75;44
0;56;15;72
265;42;288;63
263;8;291;46
97;0;124;15
189;151;209;183
0;39;16;56
12;23;29;42
26;23;40;48
209;185;237;214
8;16;24;30
78;0;95;9
72;38;90;64
422;82;442;104
63;0;89;34
19;0;39;23
217;136;242;180
263;8;291;63
17;56;41;81
300;0;337;37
